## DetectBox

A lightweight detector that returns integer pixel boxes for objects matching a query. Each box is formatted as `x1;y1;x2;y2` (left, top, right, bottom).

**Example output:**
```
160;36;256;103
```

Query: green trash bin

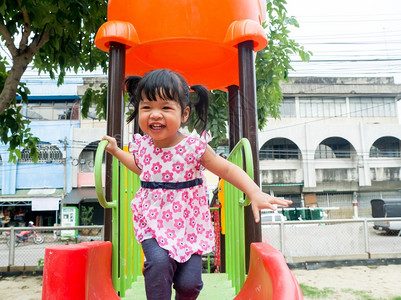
282;209;290;220
310;208;324;220
288;208;306;221
304;208;312;220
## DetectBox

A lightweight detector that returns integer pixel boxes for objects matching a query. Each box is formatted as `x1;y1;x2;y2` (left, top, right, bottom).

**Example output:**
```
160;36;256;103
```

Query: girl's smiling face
138;94;190;148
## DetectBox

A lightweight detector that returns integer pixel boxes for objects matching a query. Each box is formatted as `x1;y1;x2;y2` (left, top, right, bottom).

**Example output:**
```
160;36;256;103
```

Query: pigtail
125;75;142;123
190;85;209;132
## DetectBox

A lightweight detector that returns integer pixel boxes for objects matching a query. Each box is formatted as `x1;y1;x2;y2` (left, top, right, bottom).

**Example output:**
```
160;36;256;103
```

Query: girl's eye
163;106;172;110
140;105;150;110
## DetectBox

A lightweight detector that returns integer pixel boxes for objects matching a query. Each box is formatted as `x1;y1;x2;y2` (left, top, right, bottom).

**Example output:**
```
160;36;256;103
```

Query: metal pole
104;42;125;242
8;227;15;266
280;220;285;254
363;218;370;258
63;137;67;197
238;40;262;270
228;85;241;150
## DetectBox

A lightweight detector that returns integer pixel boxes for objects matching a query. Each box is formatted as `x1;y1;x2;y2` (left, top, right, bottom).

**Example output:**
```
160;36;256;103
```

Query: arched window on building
260;138;301;160
78;141;101;173
20;142;63;163
315;137;355;159
370;137;401;157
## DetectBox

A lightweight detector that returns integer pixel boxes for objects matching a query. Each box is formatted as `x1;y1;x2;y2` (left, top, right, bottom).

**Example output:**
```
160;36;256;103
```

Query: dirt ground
1;264;401;299
292;264;401;299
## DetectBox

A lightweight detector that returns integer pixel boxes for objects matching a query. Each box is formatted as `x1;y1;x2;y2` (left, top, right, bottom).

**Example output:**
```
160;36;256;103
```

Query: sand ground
1;264;401;300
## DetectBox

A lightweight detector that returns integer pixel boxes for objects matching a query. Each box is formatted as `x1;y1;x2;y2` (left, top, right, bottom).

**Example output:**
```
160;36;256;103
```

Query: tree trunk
0;50;36;113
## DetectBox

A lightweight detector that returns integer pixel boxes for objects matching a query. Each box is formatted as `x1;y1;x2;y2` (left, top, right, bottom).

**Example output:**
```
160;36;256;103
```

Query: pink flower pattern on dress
151;162;162;174
162;170;174;182
161;151;173;163
172;161;184;174
129;133;214;263
184;169;194;181
174;218;184;230
143;154;152;165
148;209;158;220
142;171;151;181
175;144;187;155
184;153;196;164
172;201;182;213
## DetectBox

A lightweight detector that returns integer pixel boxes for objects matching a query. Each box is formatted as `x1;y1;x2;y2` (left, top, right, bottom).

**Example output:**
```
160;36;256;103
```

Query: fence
0;225;104;270
262;217;401;263
1;219;400;270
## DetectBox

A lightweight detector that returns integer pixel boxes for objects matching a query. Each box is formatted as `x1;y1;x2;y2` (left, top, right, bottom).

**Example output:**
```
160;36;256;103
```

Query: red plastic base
42;241;120;300
235;243;303;300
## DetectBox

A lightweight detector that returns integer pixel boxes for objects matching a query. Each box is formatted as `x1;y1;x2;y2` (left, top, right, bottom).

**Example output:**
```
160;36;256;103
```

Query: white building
259;77;401;218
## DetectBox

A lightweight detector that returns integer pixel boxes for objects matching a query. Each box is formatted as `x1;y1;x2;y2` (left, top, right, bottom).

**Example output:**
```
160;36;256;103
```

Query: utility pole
62;136;68;197
58;136;68;226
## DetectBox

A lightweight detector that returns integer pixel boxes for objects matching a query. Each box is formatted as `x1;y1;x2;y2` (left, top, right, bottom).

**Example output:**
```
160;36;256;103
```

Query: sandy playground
1;264;401;300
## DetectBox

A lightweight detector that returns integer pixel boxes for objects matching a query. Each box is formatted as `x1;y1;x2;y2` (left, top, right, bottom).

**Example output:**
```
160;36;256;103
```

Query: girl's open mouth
150;124;165;130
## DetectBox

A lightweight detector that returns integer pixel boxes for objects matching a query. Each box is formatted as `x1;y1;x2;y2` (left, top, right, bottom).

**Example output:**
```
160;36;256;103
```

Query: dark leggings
141;238;203;300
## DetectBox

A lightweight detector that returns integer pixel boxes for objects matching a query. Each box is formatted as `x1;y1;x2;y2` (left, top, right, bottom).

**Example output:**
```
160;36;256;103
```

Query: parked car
371;199;401;233
261;213;287;224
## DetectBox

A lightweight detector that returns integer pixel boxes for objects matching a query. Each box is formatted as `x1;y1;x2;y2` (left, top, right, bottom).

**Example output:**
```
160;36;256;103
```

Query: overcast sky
284;0;401;83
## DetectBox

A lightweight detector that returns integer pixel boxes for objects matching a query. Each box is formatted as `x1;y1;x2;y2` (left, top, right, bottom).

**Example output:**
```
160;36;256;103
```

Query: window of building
279;98;296;117
260;138;301;160
315;137;354;159
20;143;63;163
299;97;347;118
78;141;101;173
25;98;80;121
370;137;401;157
349;97;395;117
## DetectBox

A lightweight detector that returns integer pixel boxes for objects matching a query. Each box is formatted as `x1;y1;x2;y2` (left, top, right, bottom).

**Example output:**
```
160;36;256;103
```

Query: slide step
123;273;236;300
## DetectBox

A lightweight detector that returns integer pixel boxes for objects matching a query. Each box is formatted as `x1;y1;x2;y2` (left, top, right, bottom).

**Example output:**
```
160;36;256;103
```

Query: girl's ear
181;106;191;123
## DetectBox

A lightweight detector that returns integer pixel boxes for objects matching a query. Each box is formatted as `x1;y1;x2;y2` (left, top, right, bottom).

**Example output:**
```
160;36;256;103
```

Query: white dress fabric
129;132;215;263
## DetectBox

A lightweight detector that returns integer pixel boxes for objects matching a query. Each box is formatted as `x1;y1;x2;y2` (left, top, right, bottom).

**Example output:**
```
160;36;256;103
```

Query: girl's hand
101;135;141;175
102;135;120;155
248;191;292;223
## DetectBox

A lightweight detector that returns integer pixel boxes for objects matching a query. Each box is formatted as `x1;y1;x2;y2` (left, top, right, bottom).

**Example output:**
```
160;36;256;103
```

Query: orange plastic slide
42;241;302;299
235;243;304;299
42;241;119;300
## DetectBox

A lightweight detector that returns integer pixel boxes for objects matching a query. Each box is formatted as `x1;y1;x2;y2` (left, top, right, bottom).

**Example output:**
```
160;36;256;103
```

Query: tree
0;0;108;162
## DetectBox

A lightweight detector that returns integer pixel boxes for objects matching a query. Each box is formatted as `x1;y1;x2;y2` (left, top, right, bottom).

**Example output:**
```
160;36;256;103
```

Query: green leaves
256;0;312;129
81;82;108;121
186;90;228;148
0;56;39;163
0;102;40;164
0;0;109;163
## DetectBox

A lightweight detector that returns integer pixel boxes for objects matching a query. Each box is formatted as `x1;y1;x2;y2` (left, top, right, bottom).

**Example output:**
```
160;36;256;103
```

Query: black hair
125;69;209;131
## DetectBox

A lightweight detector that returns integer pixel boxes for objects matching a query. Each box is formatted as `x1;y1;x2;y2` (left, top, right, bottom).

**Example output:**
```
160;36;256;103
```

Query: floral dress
129;132;214;263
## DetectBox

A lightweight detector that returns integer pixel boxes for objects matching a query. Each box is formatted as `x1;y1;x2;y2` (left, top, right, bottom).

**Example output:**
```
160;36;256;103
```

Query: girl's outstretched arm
102;135;142;175
201;145;292;223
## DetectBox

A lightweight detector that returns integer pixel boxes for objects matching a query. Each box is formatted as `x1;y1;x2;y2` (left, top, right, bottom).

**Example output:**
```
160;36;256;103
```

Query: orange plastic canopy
95;0;268;90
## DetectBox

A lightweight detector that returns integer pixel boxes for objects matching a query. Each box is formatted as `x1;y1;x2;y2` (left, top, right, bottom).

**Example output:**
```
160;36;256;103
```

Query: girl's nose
150;109;162;119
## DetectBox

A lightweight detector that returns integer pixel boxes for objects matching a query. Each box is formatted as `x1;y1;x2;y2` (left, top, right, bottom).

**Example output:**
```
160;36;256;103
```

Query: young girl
102;69;292;300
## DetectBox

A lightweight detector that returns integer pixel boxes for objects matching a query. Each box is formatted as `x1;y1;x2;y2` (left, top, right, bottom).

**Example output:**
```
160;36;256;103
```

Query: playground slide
42;242;302;299
235;243;303;299
42;241;119;300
